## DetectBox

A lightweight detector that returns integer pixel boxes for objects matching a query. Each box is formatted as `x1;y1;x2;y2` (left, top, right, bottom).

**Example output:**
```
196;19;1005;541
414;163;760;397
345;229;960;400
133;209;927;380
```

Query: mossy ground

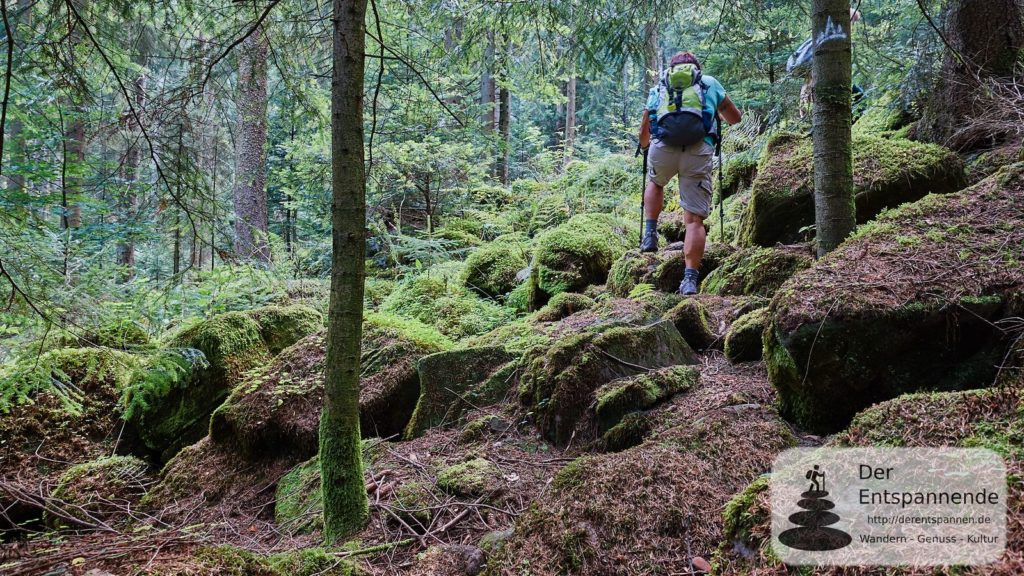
461;238;530;299
533;212;638;298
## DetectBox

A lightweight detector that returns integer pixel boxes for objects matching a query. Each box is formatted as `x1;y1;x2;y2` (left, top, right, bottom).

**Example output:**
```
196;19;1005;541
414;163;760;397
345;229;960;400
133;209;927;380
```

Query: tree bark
232;25;271;263
497;39;511;184
644;23;659;88
321;0;370;543
63;0;88;231
921;0;1024;147
479;31;496;132
562;72;576;167
117;32;149;281
811;0;855;256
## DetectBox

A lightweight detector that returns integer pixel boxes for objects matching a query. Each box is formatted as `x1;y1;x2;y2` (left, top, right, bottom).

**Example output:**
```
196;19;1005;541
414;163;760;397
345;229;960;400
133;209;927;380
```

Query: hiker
637;51;742;295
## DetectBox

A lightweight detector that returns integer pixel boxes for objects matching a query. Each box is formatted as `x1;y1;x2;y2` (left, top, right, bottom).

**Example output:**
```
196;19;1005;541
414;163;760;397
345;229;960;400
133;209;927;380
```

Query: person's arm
718;95;742;125
638;111;651;150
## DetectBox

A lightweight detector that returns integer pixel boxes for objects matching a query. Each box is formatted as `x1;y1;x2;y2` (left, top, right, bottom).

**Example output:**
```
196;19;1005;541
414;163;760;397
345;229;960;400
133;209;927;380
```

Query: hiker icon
778;465;852;551
807;465;825;492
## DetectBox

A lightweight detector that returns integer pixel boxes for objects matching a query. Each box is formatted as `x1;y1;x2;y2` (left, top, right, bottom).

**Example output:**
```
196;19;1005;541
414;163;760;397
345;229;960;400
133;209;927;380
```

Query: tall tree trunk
479;32;496;132
321;0;370;542
5;1;29;193
811;0;855;256
644;23;659;88
497;39;511;184
63;0;88;231
232;25;271;263
562;71;576;167
921;0;1024;147
117;34;149;281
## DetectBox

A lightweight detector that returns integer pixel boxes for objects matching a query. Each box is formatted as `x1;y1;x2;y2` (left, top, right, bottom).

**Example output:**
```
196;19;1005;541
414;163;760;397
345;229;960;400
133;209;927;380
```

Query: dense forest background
0;0;960;349
1;0;1023;574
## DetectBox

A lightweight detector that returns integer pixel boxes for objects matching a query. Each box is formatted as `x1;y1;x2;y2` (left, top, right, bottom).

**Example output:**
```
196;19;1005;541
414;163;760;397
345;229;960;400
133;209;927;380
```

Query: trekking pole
716;115;725;242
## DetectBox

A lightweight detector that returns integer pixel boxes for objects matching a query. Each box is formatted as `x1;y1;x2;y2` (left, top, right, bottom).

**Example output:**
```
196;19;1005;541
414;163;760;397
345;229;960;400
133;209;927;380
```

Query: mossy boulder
487;403;795;575
382;264;514;339
48;455;151;528
607;250;686;297
124;309;279;461
520;320;697;445
661;299;718;351
404;346;516;438
159;544;358;576
724;307;769;363
700;246;812;298
659;211;688;243
718;151;759;200
766;164;1024;433
738;133;968;247
706;190;750;245
533;292;595;322
462;239;530;298
594;365;699;434
211;314;452;458
275;456;323;534
436;457;503;497
247;304;323;354
599;412;653;452
534;213;638;298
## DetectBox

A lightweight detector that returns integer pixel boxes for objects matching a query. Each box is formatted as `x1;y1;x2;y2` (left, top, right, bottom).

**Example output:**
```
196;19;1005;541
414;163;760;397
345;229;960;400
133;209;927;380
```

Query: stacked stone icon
778;465;852;551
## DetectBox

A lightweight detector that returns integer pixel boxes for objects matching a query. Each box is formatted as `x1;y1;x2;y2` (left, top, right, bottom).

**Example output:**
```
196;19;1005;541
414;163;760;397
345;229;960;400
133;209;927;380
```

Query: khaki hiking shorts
648;138;714;218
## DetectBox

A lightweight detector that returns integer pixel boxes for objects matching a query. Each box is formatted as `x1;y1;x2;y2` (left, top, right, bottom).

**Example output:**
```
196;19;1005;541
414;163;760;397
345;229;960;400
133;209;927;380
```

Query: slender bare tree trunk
321;0;370;543
63;0;88;231
480;31;496;132
232;25;271;263
497;39;511;184
811;0;855;256
562;71;576;167
117;33;149;281
644;23;659;88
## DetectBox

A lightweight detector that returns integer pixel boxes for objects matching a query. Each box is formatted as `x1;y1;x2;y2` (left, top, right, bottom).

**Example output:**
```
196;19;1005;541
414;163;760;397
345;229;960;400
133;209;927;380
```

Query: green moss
700;247;812;298
464;318;551;355
600;412;653;452
184;545;357;576
462;239;530;299
49;455;150;527
275;456;324;534
595;365;699;433
740;134;966;246
661;299;717;351
552;456;591;491
247;304;323;355
381;266;514;339
718;151;758;200
722;474;771;541
364;312;454;351
534;213;639;297
393;479;435;525
436;457;501;497
534;292;595;322
724;307;769;363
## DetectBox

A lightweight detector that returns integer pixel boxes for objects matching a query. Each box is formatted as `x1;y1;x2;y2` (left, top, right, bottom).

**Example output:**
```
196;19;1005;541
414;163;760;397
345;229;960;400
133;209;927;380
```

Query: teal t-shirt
646;74;726;146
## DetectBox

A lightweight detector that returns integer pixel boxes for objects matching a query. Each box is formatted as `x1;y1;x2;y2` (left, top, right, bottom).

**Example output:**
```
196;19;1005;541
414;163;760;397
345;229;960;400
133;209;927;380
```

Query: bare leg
644;181;664;220
683;210;706;270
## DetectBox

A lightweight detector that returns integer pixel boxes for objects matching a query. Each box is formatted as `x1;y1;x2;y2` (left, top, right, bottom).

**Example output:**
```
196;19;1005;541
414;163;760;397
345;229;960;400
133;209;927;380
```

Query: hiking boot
640;229;659;253
679;268;700;296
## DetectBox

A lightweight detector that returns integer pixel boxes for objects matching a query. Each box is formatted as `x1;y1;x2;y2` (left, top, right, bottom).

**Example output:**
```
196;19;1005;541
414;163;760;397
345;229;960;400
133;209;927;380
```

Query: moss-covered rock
533;213;638;298
659;211;688;243
247;304;323;355
393;479;436;526
274;455;323;534
382;265;514;339
766;164;1024;433
724;307;769;363
436;457;503;497
718;151;759;201
661;299;718;351
122;310;271;461
48;455;151;528
594;365;699;434
599;412;653;452
155;544;357;576
738;133;967;247
520;320;697;445
705;190;750;245
606;250;687;297
211;313;452;459
533;292;595;322
700;246;812;298
404;346;516;438
462;239;530;299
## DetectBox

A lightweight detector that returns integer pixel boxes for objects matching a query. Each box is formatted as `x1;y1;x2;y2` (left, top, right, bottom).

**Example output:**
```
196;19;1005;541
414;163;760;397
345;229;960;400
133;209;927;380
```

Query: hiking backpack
651;62;715;148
